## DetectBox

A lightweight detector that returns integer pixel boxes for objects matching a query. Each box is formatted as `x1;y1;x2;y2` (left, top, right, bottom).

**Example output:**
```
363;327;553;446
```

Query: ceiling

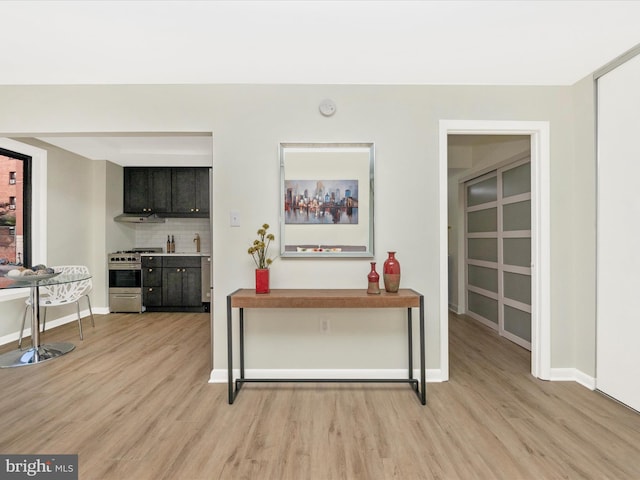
2;0;640;86
4;1;640;164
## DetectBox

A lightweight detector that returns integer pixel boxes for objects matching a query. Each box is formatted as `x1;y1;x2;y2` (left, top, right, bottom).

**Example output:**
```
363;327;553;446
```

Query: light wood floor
1;311;639;479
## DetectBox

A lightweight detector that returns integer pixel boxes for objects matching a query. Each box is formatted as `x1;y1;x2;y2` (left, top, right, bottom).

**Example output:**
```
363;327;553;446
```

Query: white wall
104;161;134;254
571;75;597;377
0;83;595;379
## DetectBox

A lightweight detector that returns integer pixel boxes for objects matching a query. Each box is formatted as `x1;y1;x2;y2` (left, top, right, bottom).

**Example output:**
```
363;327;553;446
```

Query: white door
465;159;532;350
596;52;640;411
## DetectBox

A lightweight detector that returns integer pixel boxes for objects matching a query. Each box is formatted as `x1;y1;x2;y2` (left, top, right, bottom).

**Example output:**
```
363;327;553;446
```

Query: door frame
439;120;551;380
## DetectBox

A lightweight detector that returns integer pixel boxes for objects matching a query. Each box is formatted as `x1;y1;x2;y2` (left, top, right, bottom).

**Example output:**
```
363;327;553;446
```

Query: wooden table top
228;288;422;309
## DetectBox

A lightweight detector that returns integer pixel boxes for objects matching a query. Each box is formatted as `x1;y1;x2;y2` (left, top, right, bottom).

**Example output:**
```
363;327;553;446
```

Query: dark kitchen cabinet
171;168;209;216
162;256;202;308
142;255;203;312
142;256;163;307
124;167;171;214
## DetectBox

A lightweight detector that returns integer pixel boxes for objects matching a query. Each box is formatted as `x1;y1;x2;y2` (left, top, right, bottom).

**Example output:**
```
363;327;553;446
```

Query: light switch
230;211;240;227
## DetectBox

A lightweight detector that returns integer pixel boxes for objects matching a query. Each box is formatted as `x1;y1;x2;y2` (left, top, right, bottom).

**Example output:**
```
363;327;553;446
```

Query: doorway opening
452;139;532;353
0;133;214;371
439;120;551;381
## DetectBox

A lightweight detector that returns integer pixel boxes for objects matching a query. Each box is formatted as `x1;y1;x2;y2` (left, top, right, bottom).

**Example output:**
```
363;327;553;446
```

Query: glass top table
0;272;91;368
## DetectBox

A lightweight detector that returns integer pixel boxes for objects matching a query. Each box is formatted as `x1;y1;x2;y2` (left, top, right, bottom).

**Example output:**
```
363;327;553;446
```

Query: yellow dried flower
248;223;276;269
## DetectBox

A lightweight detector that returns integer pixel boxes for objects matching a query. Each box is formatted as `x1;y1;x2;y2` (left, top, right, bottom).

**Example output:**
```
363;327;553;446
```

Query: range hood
114;213;166;223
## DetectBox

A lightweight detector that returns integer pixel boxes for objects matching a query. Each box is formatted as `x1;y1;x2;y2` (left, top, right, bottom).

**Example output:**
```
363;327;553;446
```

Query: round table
0;272;91;368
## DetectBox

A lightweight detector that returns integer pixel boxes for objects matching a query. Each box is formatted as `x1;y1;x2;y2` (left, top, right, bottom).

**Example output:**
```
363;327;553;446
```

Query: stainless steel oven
108;248;162;313
108;251;143;313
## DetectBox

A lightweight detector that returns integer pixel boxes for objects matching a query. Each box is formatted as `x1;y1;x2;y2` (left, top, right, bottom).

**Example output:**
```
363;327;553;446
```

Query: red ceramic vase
367;262;381;294
383;251;401;293
255;268;270;294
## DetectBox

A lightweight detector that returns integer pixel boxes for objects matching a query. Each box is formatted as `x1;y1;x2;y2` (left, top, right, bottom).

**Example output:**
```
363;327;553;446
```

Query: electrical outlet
320;317;330;334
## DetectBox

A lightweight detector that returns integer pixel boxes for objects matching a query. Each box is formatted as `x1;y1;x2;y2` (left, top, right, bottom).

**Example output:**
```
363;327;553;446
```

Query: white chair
18;265;95;349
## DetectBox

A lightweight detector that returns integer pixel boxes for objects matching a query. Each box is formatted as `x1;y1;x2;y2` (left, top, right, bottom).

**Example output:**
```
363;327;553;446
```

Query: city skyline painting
284;179;359;225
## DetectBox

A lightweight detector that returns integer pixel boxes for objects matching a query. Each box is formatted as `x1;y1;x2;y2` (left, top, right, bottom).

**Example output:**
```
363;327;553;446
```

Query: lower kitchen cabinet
142;255;203;312
163;265;201;307
142;255;163;307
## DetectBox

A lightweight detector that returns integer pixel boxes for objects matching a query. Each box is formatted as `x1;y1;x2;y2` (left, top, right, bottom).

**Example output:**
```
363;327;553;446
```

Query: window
0;147;32;267
0;138;45;300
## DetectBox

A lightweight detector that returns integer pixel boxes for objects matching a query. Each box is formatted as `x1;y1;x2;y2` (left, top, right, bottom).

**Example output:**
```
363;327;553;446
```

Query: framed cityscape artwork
279;142;375;258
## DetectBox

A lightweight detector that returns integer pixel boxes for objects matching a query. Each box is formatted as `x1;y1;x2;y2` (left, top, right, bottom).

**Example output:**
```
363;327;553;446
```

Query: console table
226;288;426;405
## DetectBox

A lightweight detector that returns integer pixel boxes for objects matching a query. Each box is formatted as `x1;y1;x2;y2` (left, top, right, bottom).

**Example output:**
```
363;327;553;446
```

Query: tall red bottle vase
255;268;270;294
367;262;381;294
383;251;401;293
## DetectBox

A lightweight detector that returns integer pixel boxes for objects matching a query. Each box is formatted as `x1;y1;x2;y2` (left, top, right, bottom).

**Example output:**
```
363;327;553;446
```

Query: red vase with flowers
248;223;275;294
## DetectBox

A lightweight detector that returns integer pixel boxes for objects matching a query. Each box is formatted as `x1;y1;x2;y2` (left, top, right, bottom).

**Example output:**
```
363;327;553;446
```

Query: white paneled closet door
597;52;640;412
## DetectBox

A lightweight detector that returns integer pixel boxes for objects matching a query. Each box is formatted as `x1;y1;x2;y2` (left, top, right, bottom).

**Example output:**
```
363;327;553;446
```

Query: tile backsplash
135;218;211;254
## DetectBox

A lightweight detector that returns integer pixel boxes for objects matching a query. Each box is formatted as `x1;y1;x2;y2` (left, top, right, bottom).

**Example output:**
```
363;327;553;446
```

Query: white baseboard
549;368;596;390
0;308;100;346
209;368;445;384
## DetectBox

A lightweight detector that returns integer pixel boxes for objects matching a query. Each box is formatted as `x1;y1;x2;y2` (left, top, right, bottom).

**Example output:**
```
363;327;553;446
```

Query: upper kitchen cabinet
122;167;210;217
171;168;210;217
124;167;172;214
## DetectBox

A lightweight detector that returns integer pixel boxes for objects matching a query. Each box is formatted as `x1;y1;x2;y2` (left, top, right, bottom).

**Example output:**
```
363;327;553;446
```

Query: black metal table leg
239;308;245;380
407;307;413;381
419;295;426;405
227;294;234;404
